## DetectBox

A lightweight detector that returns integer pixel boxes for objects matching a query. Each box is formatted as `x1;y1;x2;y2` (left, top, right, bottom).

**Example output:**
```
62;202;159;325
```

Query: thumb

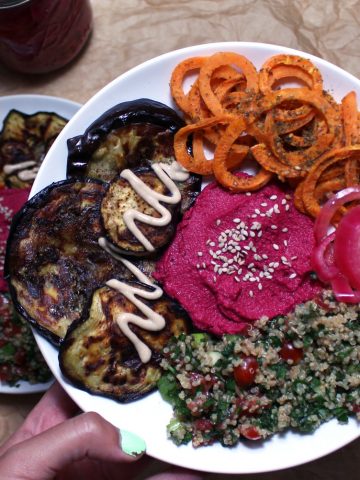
0;411;146;480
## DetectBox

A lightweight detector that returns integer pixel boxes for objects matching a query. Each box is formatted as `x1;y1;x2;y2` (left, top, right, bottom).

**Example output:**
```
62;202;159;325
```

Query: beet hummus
0;187;30;292
154;181;321;335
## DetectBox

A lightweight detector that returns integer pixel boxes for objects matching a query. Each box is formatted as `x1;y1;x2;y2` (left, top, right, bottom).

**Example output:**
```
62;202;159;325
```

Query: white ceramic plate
0;379;54;395
31;43;360;474
0;94;81;395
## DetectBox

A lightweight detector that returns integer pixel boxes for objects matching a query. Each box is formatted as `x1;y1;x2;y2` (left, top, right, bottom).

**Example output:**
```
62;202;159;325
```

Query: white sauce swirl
3;160;39;181
120;161;189;251
100;161;189;362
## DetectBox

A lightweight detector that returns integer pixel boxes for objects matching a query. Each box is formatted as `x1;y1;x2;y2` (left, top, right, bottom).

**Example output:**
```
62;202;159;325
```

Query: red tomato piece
234;356;259;387
280;342;303;364
334;205;360;291
240;425;262;440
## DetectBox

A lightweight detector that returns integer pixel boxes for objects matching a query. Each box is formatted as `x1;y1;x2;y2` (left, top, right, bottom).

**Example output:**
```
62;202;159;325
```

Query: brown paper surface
0;0;359;103
0;1;359;478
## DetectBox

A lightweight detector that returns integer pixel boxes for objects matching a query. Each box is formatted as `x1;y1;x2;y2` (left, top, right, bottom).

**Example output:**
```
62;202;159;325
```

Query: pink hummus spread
155;181;321;335
0;187;30;292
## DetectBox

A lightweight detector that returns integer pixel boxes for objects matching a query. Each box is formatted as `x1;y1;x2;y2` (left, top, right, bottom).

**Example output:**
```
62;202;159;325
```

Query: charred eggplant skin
0;109;68;188
67;98;185;178
4;178;134;345
59;282;191;403
66;98;201;215
101;166;180;256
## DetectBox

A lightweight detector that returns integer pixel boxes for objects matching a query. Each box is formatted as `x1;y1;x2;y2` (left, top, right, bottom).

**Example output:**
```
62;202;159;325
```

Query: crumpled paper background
0;0;359;103
0;1;359;479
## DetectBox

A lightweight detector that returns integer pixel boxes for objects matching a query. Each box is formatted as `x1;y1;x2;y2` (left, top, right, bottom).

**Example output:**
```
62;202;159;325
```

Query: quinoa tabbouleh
0;293;52;386
159;291;360;447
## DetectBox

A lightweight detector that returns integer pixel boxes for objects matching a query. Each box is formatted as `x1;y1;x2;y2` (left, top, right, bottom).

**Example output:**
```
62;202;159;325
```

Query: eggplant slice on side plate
0;109;68;188
66;98;201;215
4;179;137;344
59;283;191;402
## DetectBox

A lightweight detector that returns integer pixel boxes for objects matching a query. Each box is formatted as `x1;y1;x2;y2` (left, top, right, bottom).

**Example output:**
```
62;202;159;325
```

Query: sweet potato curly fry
301;146;360;217
259;54;323;94
170;51;360;216
198;52;259;116
174;115;241;175
170;57;205;117
213;119;273;191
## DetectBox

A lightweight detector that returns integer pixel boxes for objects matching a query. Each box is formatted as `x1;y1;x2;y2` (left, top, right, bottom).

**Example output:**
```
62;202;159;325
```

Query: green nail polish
119;429;146;457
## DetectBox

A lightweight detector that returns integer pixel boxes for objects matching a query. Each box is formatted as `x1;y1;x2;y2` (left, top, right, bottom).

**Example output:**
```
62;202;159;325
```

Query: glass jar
0;0;93;74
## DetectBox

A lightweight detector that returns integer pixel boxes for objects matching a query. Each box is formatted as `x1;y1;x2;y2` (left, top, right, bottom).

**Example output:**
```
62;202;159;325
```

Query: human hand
0;382;204;480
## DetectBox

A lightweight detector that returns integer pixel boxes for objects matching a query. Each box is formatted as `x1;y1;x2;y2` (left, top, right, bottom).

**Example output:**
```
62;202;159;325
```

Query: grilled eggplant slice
59;283;191;402
5;179;136;344
101;167;180;255
0;110;67;188
66;98;201;215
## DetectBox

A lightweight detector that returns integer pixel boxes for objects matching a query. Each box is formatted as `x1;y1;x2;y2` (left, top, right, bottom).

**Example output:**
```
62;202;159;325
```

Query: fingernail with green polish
119;429;146;457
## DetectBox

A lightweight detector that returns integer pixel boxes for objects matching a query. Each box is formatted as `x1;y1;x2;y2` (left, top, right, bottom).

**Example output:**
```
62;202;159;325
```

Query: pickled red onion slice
312;187;360;303
334;205;360;291
314;185;360;243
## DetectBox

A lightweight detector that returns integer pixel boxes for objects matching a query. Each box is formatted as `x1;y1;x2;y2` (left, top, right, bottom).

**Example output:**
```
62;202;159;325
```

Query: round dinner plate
31;43;360;474
0;94;81;395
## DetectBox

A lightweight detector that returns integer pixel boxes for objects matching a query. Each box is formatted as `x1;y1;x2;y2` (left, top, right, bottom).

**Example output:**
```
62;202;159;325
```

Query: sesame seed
282;227;288;233
249;290;254;297
246;192;251;196
284;240;288;247
216;219;221;226
255;208;261;215
281;199;287;205
197;252;203;256
233;218;241;223
273;243;279;250
235;276;240;282
271;225;277;230
285;204;290;211
289;273;297;279
258;283;263;290
273;262;280;268
209;241;216;247
270;195;277;200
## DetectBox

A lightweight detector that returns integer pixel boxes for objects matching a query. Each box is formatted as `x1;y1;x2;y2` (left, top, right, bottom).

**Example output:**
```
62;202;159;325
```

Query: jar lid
0;0;31;8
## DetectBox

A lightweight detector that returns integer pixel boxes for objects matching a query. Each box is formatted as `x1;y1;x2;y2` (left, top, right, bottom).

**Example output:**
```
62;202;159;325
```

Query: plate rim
29;41;360;473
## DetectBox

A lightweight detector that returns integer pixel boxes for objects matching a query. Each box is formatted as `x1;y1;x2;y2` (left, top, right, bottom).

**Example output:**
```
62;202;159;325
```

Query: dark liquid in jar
0;0;92;74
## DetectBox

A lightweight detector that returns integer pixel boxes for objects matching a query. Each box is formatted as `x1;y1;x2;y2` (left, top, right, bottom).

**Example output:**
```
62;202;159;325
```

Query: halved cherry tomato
234;356;259;387
240;425;262;440
280;342;303;364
